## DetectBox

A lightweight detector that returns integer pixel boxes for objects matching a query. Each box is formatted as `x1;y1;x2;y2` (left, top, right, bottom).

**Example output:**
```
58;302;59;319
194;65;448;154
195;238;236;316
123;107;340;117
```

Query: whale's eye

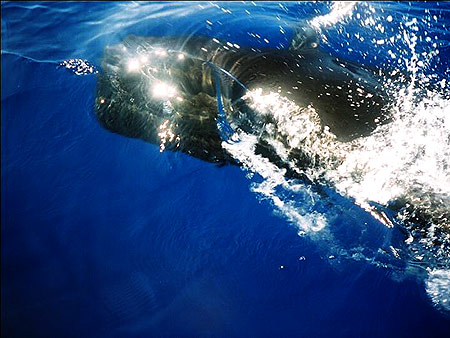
311;42;318;48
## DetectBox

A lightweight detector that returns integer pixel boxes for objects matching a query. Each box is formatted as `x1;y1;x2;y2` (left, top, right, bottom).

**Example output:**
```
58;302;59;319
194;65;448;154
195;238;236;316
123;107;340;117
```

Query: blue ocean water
2;1;450;337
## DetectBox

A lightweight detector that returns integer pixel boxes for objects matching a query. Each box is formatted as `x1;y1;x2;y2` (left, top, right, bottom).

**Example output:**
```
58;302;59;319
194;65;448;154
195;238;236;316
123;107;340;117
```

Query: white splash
325;17;450;226
329;93;450;218
220;15;450;313
240;88;349;181
217;0;450;313
310;1;358;30
222;89;341;233
223;132;327;233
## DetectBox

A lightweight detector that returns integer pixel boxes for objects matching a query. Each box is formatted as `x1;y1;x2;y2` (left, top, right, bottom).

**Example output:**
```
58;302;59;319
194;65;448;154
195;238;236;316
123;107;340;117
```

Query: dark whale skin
95;34;392;165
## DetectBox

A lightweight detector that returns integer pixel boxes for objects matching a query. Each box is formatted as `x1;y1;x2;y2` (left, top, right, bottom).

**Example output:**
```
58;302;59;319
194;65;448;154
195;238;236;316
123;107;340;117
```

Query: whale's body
95;34;392;166
93;31;450;257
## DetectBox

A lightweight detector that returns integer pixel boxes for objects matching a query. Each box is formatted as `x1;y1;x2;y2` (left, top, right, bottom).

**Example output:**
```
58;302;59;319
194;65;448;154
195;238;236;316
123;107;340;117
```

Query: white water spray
222;1;450;311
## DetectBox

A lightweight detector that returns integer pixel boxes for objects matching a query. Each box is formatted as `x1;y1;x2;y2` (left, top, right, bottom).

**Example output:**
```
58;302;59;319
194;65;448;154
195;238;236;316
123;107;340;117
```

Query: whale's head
95;36;236;163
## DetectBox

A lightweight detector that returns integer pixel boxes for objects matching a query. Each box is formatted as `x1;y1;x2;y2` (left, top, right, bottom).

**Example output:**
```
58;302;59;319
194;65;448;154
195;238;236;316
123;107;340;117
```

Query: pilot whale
94;28;393;168
93;25;450;253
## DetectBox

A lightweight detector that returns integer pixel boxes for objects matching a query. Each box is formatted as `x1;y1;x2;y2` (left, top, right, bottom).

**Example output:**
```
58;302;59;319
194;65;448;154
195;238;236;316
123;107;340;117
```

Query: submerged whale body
95;31;392;167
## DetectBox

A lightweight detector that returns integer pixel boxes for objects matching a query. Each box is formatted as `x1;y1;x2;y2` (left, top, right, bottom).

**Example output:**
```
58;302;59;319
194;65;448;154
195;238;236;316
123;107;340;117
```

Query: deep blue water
2;2;450;337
